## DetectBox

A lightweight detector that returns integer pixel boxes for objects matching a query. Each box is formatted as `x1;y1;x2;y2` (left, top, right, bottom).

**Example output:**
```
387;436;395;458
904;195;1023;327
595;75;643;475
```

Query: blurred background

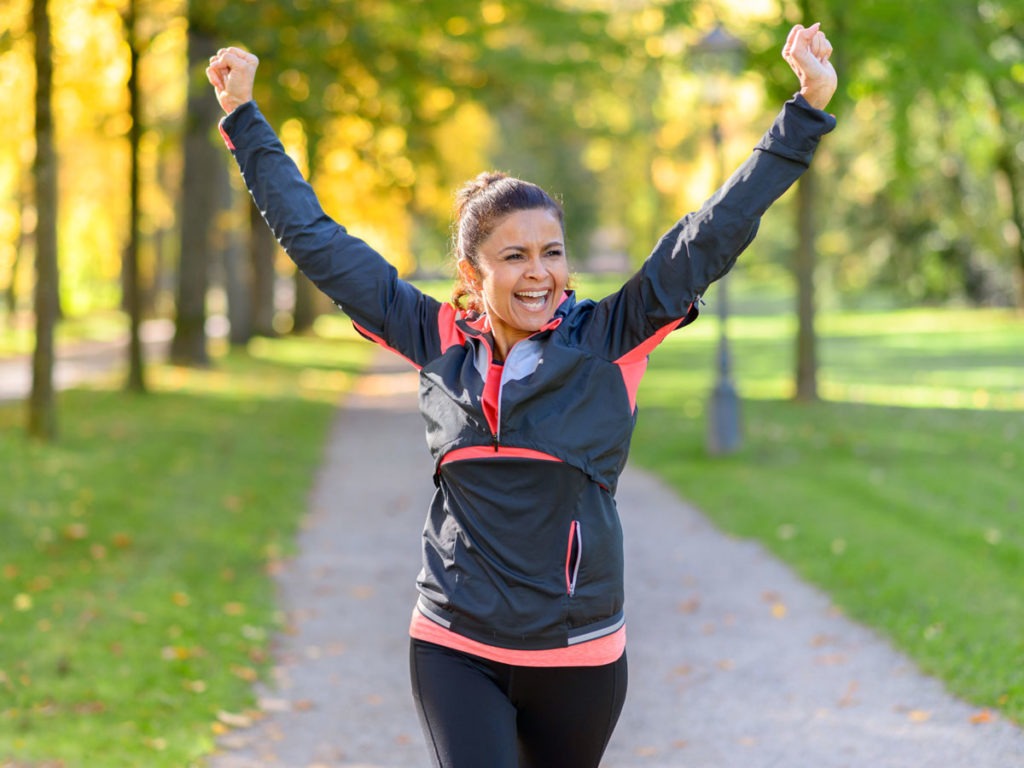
2;0;1021;359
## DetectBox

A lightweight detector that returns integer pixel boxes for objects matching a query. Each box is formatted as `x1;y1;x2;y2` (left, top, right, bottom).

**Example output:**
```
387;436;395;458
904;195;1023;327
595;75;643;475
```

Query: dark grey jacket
221;95;835;651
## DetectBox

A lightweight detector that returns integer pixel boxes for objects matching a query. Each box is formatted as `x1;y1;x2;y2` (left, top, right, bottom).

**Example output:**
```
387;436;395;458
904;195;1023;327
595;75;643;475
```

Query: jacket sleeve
219;101;444;367
587;94;836;363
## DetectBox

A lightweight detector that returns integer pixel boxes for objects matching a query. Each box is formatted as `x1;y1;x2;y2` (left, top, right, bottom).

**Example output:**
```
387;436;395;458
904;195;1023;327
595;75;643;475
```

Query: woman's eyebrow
497;240;563;254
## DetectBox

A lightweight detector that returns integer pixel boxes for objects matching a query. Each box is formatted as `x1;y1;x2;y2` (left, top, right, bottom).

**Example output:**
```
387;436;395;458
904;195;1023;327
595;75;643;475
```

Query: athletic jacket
220;95;836;656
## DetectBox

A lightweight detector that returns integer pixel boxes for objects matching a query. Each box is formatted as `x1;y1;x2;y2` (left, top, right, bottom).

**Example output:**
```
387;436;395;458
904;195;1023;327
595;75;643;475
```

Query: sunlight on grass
0;332;375;767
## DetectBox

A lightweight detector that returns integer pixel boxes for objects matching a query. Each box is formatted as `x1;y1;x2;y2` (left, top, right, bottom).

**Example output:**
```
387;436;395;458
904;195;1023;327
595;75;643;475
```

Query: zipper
565;520;582;597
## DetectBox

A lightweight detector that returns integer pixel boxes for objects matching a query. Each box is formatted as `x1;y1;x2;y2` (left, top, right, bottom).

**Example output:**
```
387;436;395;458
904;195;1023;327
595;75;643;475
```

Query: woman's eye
504;252;524;261
546;249;564;258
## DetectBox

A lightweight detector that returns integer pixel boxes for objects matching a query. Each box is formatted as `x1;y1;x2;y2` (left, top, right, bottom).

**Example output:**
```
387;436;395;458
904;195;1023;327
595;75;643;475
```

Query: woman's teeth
515;291;548;308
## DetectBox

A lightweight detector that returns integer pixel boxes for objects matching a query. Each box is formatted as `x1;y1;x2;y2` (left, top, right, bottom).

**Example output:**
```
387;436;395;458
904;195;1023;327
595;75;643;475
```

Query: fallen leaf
838;680;859;708
217;710;253;729
771;602;788;619
908;710;932;723
815;653;847;667
13;594;32;612
258;697;290;713
677;597;700;614
970;709;994;725
231;665;258;682
63;523;89;541
171;592;190;607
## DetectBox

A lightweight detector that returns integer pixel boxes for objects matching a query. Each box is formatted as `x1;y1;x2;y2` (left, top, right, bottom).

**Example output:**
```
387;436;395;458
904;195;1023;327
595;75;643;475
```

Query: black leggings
409;639;628;768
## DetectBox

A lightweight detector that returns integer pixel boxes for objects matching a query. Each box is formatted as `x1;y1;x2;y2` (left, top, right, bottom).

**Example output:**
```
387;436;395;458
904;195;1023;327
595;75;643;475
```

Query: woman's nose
523;254;545;277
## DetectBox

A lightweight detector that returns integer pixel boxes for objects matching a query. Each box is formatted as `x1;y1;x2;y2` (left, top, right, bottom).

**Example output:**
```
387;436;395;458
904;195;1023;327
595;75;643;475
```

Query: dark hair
451;172;565;313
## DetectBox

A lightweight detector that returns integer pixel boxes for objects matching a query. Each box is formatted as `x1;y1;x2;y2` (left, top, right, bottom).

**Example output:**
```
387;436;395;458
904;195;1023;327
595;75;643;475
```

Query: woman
207;22;836;768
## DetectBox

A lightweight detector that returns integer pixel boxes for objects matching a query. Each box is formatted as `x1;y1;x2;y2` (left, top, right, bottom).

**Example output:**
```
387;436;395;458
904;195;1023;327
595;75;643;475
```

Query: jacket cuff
217;100;262;152
755;93;837;167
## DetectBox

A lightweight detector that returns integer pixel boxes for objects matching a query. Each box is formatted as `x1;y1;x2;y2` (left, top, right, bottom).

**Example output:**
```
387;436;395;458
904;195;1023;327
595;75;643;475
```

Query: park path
205;348;1024;768
0;318;173;403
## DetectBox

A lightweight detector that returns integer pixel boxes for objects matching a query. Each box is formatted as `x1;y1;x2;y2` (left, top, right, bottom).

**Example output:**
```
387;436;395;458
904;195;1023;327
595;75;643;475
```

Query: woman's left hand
206;46;259;115
783;23;837;111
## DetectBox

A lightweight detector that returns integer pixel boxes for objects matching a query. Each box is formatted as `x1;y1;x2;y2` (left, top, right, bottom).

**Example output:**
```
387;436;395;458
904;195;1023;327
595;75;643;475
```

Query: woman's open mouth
514;290;550;311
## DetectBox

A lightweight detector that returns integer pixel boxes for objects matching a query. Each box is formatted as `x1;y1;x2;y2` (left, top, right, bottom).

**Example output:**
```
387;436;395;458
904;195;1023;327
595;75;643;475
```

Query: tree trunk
249;203;278;337
292;270;318;334
170;22;221;366
994;137;1024;311
222;174;252;346
123;0;146;392
793;164;819;403
28;0;58;440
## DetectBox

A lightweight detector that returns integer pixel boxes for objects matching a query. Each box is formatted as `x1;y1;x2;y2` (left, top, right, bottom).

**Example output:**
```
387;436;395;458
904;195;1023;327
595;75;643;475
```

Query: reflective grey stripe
416;598;452;629
567;616;625;645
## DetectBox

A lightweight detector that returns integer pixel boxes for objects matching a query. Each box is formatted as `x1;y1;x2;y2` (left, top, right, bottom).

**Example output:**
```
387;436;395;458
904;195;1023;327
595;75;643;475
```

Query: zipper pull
492;433;500;452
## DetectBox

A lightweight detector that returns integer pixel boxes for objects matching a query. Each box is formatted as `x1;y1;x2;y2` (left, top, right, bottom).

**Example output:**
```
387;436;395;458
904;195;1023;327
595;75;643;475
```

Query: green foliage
0;331;374;766
769;0;1024;305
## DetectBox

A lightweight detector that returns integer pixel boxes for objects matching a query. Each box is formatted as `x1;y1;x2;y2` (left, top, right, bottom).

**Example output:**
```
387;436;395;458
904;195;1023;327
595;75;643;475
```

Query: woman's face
461;207;569;360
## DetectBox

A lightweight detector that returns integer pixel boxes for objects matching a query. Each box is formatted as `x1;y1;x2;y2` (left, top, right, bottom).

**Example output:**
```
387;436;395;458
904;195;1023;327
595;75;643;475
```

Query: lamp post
692;24;746;456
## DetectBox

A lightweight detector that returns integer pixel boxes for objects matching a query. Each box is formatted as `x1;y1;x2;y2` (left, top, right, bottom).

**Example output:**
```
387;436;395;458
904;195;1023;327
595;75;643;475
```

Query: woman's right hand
782;23;837;111
206;47;259;115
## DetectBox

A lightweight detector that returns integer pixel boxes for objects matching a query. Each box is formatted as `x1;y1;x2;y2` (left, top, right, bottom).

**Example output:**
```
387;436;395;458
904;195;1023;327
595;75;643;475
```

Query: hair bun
455;171;509;217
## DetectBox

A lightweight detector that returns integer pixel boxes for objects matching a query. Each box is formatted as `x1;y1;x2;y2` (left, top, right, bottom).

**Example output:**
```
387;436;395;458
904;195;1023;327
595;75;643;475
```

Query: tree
123;0;146;392
170;12;222;366
28;0;58;439
248;203;278;337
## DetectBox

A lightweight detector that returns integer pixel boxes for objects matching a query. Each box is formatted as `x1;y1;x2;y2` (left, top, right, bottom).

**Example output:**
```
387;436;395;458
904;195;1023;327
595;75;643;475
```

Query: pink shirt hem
409;610;626;668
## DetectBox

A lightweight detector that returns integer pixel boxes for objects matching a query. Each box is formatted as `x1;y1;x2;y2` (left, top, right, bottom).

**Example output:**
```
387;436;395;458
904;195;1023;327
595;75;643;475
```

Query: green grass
0;318;374;767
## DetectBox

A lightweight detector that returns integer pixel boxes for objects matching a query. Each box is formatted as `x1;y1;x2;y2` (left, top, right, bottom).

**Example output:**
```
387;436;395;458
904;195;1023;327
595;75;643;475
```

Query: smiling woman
206;22;837;768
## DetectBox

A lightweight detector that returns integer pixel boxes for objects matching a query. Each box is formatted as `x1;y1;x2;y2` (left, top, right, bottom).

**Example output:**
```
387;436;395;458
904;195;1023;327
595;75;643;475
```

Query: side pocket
565;520;583;597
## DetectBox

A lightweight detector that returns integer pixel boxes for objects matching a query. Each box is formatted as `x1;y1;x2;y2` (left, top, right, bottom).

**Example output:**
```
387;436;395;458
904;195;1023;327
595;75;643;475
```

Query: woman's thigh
510;653;628;768
409;639;519;768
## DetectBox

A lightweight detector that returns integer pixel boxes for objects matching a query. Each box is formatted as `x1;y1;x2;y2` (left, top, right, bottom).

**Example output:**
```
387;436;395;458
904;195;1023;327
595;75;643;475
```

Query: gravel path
188;350;1020;768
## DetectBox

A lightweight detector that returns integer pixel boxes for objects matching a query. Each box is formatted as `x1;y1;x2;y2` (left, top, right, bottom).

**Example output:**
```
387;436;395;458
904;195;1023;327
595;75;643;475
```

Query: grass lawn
0;317;374;767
